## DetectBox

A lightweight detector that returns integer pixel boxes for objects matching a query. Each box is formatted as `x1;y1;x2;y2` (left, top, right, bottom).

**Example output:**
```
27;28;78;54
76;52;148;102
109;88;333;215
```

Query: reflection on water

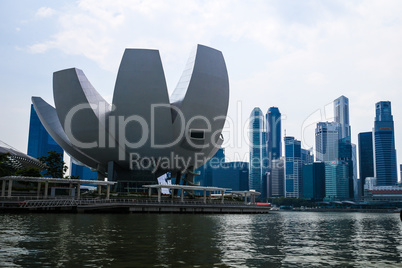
1;212;402;267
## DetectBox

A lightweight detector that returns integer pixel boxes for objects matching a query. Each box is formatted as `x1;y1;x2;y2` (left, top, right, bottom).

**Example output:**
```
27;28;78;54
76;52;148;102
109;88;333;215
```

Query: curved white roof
32;44;229;178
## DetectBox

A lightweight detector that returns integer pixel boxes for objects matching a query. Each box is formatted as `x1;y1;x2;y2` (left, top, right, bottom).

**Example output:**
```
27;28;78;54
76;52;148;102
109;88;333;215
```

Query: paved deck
0;197;271;214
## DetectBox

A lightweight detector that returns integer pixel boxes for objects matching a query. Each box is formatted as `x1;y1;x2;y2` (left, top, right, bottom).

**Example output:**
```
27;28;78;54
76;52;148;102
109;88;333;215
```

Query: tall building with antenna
373;101;397;186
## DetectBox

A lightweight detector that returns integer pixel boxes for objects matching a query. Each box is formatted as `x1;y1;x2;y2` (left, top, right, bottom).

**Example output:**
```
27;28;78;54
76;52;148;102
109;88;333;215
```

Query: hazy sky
1;0;402;176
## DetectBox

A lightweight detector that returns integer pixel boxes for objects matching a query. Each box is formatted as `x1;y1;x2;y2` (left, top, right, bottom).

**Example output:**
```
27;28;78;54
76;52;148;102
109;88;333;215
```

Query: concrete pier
0;198;271;214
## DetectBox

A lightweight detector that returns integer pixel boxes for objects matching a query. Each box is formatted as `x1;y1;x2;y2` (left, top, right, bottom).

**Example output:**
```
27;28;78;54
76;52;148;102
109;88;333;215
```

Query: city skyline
1;1;402;178
2;2;402;266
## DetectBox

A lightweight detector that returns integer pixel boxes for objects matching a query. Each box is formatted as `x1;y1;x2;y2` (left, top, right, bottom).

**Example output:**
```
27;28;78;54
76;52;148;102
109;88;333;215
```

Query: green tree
0;153;15;177
38;151;68;178
15;167;43;177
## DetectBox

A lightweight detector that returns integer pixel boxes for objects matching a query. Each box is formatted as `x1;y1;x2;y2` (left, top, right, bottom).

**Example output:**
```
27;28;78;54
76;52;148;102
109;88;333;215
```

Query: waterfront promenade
0;196;271;214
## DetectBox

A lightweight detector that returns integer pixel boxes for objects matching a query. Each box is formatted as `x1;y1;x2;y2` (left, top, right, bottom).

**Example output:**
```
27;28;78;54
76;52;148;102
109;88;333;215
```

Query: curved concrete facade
32;44;229;182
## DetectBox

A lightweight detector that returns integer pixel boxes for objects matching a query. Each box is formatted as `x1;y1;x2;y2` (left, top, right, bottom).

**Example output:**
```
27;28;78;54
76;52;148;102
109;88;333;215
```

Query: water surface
1;212;401;267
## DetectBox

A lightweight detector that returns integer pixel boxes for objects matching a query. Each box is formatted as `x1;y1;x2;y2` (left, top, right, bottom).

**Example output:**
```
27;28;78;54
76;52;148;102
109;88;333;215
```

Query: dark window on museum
190;130;205;139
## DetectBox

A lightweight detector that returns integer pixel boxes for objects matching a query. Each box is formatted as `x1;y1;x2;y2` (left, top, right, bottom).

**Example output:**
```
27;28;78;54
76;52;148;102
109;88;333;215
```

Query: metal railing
0;196;270;208
20;199;77;208
1;197;267;209
76;199;250;206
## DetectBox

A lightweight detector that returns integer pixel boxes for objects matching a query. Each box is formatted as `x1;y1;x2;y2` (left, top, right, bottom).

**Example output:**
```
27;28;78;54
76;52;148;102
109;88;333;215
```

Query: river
1;212;401;267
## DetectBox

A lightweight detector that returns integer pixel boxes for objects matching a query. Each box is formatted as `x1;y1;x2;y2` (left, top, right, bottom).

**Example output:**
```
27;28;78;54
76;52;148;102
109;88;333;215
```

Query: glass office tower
27;104;64;159
270;158;284;197
302;162;325;201
284;136;303;198
266;107;281;162
334;95;351;139
249;108;265;194
373;101;397;186
358;132;374;195
71;162;97;180
325;161;350;201
315;122;341;162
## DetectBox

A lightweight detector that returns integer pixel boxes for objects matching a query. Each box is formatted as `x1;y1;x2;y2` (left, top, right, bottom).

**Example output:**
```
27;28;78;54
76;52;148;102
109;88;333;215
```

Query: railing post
7;179;13;197
106;185;110;200
1;180;6;197
77;183;81;199
37;182;41;198
69;183;72;196
44;182;48;199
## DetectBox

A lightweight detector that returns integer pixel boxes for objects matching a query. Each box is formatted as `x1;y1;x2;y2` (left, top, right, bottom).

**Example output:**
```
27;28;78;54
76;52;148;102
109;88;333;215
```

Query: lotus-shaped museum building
32;45;229;188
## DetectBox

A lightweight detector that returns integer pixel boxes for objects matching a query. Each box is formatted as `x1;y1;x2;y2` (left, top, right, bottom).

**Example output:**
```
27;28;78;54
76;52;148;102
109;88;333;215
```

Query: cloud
306;72;328;86
28;42;53;54
35;7;56;18
22;0;402;163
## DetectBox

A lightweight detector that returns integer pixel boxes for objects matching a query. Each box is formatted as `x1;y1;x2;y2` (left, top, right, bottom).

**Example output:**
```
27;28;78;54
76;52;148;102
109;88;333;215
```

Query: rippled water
1;212;402;267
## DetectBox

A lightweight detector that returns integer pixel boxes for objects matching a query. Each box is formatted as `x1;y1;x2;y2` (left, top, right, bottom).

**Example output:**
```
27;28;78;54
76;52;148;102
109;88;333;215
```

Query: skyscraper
316;120;354;200
338;135;354;199
270;158;284;197
352;144;358;200
194;148;249;192
334;95;351;139
400;164;402;183
262;130;268;198
213;162;249;191
399;164;402;183
70;162;97;180
358;132;374;196
249;108;265;194
325;161;350;201
266;107;281;163
302;162;325;200
373;101;398;186
27;104;64;159
284;136;303;198
195;148;225;187
301;148;314;164
315;122;341;162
